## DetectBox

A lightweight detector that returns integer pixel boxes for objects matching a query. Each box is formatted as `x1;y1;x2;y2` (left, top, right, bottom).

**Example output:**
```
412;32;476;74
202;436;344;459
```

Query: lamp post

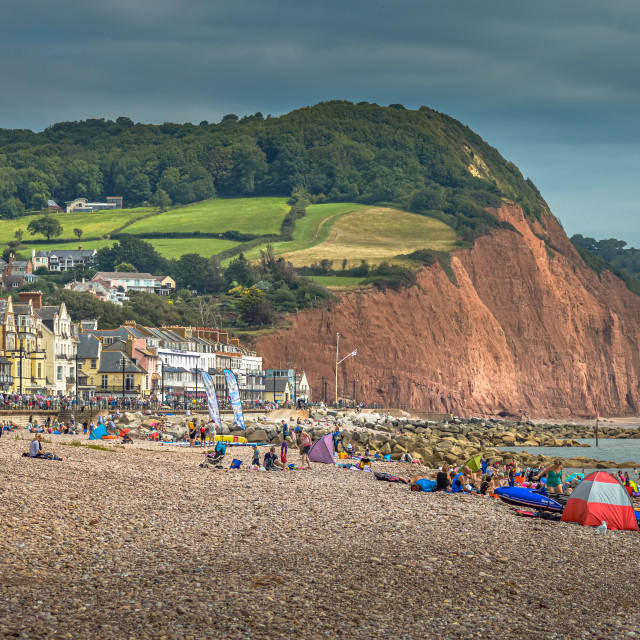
19;340;23;396
121;356;126;405
195;363;198;411
75;351;78;404
334;332;357;407
353;379;358;408
161;361;165;405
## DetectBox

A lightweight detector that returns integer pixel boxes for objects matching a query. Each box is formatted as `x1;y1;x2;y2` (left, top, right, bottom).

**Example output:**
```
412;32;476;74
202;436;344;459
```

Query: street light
119;356;126;405
334;332;357;406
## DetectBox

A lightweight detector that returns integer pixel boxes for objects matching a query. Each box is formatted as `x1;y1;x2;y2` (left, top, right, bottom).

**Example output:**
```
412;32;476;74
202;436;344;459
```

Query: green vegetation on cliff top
0;101;547;242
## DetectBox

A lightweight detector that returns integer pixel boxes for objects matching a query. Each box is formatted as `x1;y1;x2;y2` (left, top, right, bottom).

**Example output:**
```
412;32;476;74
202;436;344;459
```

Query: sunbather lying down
410;464;452;492
23;434;67;461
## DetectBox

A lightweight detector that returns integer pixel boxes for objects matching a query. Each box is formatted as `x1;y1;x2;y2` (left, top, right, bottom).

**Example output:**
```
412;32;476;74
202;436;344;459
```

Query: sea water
499;438;640;466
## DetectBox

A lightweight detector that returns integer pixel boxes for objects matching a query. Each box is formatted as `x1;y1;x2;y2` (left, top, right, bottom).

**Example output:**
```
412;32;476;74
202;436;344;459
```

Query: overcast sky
1;0;638;245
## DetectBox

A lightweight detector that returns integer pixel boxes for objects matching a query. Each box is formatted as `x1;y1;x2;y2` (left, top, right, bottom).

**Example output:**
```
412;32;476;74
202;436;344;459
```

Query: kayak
494;487;568;512
495;486;640;523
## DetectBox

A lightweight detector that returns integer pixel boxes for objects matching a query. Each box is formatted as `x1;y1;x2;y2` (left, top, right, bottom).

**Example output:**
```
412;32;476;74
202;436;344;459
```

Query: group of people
407;458;559;495
252;423;313;470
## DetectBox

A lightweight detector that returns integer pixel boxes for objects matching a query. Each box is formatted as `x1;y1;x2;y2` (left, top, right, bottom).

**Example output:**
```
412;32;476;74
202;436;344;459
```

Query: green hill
0;101;548;244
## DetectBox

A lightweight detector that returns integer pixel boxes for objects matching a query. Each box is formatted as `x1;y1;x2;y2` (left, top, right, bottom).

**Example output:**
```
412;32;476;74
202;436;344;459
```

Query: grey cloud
1;0;639;244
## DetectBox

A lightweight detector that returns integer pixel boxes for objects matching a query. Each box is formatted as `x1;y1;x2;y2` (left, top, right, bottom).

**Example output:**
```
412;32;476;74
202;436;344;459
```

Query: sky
1;0;639;245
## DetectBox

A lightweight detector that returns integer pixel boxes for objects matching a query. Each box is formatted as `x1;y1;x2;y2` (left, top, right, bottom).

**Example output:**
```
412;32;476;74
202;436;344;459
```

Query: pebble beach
2;434;640;640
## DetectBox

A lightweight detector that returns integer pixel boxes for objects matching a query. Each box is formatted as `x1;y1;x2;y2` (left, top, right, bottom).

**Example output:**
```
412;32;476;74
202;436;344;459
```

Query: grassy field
241;202;369;263
124;198;289;236
306;275;366;289
1;198;456;266
280;206;456;267
146;238;239;259
2;207;154;242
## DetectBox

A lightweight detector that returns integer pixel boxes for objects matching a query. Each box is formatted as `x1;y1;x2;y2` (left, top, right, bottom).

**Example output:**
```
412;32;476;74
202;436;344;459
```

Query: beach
2;434;640;640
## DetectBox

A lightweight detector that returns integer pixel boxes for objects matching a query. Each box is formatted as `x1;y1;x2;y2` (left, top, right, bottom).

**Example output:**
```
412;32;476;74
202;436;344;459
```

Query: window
101;375;108;389
125;374;134;390
57;366;63;381
91;359;97;368
37;363;41;378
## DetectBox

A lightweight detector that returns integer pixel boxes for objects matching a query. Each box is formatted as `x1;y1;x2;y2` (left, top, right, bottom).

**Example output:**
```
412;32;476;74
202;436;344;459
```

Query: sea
499;438;640;473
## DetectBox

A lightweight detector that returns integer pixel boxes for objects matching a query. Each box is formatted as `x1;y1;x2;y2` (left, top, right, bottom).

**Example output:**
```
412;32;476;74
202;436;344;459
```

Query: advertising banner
223;369;245;429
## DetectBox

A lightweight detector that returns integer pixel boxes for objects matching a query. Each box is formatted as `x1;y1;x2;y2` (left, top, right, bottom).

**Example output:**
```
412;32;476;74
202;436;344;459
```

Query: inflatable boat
495;486;640;523
494;487;568;512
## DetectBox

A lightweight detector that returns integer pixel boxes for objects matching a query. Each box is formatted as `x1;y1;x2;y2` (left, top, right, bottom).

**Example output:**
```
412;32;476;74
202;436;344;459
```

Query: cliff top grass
124;197;289;236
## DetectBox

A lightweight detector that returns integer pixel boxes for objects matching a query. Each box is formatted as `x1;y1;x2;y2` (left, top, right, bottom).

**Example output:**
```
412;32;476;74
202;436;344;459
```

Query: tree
236;286;272;325
27;215;63;241
115;262;137;272
14;229;23;243
95;236;167;273
73;228;83;239
150;188;171;212
224;253;255;287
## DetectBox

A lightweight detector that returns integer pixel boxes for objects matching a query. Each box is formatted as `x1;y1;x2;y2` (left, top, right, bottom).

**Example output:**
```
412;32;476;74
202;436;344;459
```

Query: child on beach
281;438;288;467
252;445;260;468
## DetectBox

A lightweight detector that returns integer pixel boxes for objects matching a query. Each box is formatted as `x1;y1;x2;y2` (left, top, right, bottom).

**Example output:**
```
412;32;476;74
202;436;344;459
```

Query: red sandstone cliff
255;203;640;418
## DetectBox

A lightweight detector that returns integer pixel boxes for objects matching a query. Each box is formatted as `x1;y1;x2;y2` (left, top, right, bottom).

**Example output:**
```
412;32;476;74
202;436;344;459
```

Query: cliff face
255;204;640;418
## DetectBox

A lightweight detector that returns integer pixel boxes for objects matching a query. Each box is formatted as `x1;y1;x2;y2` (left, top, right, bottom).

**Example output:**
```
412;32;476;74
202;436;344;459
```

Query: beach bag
230;459;242;469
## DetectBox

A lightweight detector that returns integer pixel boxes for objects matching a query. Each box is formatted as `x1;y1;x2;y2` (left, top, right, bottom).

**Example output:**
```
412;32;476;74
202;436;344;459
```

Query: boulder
379;442;392;455
246;429;269;443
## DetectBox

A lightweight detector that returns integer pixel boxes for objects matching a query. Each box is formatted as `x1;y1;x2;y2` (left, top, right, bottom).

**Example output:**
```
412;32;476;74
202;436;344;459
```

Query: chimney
18;291;42;309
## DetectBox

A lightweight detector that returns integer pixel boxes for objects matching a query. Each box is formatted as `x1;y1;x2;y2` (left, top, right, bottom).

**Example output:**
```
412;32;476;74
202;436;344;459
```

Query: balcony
67;376;75;383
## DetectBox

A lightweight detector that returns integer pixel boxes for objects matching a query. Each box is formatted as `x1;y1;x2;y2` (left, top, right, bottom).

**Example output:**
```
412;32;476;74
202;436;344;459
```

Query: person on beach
188;421;197;448
280;438;288;467
282;420;289;441
436;464;451;491
296;427;312;469
451;466;474;493
252;445;260;468
264;447;283;470
199;423;207;446
27;434;66;460
535;460;563;494
331;426;341;454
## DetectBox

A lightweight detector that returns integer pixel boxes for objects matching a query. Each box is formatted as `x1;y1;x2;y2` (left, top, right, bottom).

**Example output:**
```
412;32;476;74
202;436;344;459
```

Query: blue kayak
495;486;640;523
495;487;568;512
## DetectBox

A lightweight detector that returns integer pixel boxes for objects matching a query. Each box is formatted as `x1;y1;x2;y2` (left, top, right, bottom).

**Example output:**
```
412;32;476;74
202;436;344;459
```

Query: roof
98;351;146;374
49;249;97;259
12;303;32;315
269;379;290;393
77;333;101;359
34;251;48;257
47;200;58;207
35;305;59;321
92;272;157;280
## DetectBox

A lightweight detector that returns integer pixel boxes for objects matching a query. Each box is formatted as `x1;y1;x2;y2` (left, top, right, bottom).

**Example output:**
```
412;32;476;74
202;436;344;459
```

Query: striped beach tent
561;471;639;531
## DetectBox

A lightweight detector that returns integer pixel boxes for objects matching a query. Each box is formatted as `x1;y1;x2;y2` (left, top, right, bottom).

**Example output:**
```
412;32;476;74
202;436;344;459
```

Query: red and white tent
561;471;639;531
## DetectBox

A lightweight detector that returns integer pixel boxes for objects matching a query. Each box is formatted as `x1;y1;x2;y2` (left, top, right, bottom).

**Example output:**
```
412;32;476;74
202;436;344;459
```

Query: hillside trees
0;101;547;225
95;236;168;273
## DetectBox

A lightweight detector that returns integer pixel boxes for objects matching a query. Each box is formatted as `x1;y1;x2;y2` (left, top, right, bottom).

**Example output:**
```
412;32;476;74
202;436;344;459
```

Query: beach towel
374;472;407;483
411;479;437;492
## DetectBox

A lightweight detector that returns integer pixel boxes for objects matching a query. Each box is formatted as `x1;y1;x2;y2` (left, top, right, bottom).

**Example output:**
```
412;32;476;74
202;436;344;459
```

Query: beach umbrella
463;455;482;473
